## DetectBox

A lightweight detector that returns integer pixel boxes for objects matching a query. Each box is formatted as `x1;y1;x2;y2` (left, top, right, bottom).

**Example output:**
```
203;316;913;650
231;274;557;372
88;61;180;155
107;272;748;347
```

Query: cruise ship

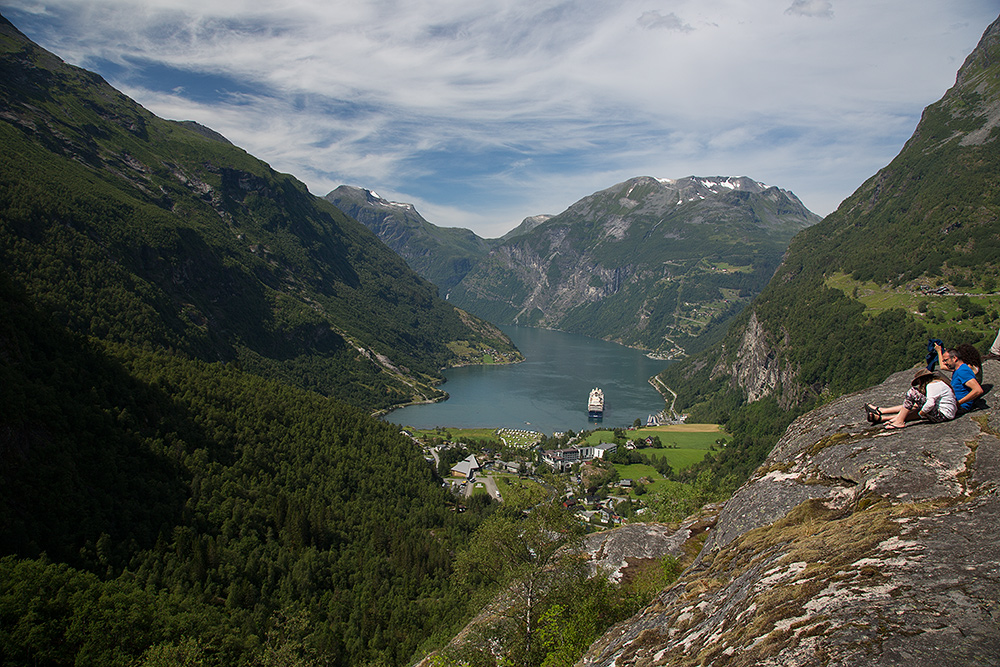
588;387;604;418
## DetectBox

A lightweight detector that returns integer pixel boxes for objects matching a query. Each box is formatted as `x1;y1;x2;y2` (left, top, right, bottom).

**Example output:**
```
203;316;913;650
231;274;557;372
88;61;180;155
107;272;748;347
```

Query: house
541;450;565;471
558;448;580;463
450;454;480;479
495;460;522;474
592;443;617;458
542;447;581;471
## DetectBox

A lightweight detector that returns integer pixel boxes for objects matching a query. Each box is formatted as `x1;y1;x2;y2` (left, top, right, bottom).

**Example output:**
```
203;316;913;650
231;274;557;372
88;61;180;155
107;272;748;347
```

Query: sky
2;1;999;238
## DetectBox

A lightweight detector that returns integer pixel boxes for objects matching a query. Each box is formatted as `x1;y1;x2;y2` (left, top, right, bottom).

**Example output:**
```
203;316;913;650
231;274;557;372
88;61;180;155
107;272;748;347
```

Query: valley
334;177;821;359
3;8;1000;667
410;423;724;516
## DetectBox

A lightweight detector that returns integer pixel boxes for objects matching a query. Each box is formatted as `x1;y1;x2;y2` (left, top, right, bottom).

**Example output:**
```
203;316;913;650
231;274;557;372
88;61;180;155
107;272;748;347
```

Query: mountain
325;185;498;293
501;214;553;241
448;176;820;356
663;14;1000;434
575;18;1000;663
0;16;519;414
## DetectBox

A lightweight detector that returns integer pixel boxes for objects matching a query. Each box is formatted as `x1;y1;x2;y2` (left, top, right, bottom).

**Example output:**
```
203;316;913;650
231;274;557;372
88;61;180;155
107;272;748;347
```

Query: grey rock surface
580;362;1000;667
581;514;716;582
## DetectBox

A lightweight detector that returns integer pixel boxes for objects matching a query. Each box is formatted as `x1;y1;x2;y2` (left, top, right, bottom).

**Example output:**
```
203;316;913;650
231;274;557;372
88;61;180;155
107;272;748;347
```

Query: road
466;472;503;502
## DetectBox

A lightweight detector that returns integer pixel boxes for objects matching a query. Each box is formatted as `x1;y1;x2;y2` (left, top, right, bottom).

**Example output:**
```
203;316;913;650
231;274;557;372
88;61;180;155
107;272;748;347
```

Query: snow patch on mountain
364;188;414;211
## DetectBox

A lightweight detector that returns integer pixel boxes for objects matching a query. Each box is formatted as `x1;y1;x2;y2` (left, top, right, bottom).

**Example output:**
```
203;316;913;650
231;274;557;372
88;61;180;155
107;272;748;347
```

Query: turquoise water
384;326;673;435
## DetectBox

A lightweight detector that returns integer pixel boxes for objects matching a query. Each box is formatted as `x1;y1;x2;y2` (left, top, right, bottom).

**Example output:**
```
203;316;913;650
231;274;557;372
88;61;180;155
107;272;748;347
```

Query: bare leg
885;407;921;428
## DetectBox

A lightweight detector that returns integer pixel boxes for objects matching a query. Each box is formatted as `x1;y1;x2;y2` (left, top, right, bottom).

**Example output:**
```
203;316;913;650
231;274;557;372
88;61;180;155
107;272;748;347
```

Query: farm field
587;423;726;473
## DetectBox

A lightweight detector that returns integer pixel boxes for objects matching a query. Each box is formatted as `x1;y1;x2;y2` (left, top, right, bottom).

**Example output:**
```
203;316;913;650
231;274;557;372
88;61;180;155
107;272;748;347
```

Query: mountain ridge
447;174;820;356
0;13;520;412
325;185;498;293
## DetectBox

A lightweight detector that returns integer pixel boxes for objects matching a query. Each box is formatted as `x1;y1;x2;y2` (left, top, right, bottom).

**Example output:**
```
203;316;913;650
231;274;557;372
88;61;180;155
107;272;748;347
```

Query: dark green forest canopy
0;271;496;665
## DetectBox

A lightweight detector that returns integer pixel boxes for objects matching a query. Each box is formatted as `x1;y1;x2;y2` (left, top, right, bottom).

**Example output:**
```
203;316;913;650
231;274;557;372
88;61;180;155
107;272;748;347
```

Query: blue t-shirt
951;363;976;411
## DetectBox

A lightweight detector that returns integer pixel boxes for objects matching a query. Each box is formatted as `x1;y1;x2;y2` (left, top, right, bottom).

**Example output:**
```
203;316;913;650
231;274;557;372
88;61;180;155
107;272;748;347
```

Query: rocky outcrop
419;513;716;667
581;361;1000;666
581;513;717;583
711;311;806;408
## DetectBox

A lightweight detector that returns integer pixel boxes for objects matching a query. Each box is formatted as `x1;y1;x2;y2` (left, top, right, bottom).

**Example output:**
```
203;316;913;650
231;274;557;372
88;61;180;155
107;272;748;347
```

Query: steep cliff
581;361;1000;666
710;310;806;409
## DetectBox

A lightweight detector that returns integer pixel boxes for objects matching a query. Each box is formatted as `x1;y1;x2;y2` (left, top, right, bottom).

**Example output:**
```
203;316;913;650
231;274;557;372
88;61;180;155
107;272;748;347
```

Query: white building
451;454;480;479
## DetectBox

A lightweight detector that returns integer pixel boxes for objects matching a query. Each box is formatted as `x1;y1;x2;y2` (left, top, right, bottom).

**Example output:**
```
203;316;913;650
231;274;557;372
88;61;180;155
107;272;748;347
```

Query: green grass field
585;424;725;473
825;271;1000;341
495;473;549;506
640;448;710;471
584;424;724;447
612;464;689;496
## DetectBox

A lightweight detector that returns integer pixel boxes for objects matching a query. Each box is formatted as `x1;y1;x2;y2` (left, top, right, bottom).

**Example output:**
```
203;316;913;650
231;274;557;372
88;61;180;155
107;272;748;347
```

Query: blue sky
2;1;998;237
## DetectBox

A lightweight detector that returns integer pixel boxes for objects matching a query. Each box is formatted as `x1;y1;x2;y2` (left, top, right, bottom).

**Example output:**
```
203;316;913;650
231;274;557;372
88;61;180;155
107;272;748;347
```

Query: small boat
588;387;604;418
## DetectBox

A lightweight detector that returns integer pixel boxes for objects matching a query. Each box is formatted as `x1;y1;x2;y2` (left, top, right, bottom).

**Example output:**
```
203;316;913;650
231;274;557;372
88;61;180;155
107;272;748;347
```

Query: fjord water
386;326;672;435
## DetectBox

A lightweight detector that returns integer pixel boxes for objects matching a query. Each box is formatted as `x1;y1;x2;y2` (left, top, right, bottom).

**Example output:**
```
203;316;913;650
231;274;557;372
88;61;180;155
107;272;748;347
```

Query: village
406;423;727;530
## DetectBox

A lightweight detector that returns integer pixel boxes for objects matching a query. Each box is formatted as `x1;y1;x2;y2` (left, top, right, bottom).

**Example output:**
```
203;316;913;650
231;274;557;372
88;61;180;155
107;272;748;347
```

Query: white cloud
636;10;694;32
785;0;834;19
2;0;998;230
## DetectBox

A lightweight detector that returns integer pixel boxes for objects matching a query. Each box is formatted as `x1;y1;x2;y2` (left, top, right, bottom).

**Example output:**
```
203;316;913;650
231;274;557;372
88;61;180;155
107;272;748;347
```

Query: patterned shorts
903;386;949;422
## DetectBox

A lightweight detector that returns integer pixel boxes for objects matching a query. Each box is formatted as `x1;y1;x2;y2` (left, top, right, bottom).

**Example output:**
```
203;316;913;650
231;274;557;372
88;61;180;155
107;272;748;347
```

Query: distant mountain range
324;185;497;292
332;176;820;356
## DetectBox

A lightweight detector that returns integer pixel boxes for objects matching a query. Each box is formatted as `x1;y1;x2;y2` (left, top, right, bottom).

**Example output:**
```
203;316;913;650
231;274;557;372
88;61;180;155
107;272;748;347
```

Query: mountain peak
331;184;417;212
667;175;769;192
449;174;819;355
606;175;805;210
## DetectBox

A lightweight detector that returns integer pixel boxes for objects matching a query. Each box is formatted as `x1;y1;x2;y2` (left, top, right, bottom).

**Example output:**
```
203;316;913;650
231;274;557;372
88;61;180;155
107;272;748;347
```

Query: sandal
883;422;905;430
864;403;881;424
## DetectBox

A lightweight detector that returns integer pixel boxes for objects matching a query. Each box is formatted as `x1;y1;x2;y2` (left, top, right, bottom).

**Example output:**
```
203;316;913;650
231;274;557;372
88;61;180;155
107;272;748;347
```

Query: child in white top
864;368;957;429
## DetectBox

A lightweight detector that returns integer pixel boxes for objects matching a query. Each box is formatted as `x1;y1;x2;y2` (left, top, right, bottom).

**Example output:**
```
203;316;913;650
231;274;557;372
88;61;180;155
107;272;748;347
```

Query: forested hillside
0;270;494;665
0;13;515;666
325;186;497;293
660;14;1000;490
0;15;518;414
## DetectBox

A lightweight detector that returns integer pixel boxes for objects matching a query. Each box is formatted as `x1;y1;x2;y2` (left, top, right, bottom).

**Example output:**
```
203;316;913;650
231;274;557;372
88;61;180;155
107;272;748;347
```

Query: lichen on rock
580;361;1000;667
